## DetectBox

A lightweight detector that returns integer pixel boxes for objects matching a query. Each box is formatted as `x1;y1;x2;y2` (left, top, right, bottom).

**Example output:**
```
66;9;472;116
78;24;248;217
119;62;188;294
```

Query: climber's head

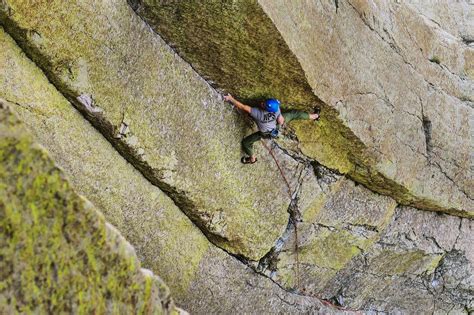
262;98;280;113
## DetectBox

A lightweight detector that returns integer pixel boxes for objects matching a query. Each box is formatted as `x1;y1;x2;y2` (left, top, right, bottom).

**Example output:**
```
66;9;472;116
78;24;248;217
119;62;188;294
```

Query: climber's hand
223;94;252;114
224;94;234;102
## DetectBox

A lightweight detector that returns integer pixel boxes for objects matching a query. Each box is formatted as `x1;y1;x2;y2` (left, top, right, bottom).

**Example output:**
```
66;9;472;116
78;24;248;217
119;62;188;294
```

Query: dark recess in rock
422;116;433;155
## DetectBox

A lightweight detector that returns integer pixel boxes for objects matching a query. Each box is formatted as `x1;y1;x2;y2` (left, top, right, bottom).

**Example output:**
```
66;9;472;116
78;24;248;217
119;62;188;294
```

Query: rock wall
0;26;338;314
0;0;472;313
269;177;473;313
0;0;297;260
322;206;473;313
0;103;177;314
130;0;473;217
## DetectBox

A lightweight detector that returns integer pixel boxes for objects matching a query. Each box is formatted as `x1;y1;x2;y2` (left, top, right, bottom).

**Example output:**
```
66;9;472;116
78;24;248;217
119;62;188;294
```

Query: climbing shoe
241;156;257;164
313;107;321;121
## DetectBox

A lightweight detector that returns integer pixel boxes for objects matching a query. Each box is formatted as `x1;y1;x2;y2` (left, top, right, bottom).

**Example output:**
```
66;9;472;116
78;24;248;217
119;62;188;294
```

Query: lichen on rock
0;26;338;314
0;0;473;313
322;207;474;313
267;177;397;291
0;103;177;314
0;0;302;260
129;0;473;217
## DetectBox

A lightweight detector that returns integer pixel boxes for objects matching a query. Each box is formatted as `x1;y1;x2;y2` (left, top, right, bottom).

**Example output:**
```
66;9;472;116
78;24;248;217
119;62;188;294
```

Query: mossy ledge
0;102;179;314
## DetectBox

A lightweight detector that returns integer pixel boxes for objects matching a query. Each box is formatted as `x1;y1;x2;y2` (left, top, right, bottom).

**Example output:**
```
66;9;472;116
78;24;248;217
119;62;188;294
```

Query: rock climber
224;94;320;164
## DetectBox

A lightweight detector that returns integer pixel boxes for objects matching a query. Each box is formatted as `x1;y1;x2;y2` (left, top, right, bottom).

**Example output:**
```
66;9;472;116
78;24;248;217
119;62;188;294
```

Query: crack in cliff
453;219;464;250
351;91;394;108
348;90;430;125
0;22;370;313
2;98;49;120
126;0;474;222
390;117;472;204
273;140;312;165
346;222;379;233
346;1;407;68
418;96;432;158
431;160;473;202
257;157;309;276
423;235;444;253
462;37;474;46
309;91;470;217
419;97;472;202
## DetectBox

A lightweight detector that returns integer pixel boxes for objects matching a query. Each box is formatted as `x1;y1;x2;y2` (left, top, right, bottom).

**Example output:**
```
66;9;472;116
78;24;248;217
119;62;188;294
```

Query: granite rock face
0;0;296;260
0;27;337;314
258;172;473;313
130;0;473;217
0;103;177;314
0;26;210;300
267;177;397;292
1;0;473;313
321;207;474;313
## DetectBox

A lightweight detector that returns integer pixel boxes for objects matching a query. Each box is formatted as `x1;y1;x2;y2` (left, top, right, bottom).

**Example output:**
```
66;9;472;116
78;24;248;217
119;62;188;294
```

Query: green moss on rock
0;26;210;300
369;250;444;276
0;0;294;260
300;229;366;271
275;177;398;291
128;0;473;218
131;0;318;106
0;103;176;314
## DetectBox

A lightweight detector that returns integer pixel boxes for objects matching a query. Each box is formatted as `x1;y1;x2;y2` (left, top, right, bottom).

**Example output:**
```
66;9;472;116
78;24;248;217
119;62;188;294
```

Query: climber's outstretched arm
224;94;252;114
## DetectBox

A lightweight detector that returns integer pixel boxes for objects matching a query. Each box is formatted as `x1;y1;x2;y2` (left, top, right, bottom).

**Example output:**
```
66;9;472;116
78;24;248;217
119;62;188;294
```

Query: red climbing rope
293;219;301;291
260;139;301;290
259;140;292;198
261;139;362;314
229;101;360;313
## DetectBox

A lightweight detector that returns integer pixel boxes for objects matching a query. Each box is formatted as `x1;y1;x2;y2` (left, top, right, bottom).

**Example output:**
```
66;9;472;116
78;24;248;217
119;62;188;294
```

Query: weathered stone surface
129;0;473;217
129;0;354;173
265;177;397;292
0;26;210;299
0;0;295;260
275;0;473;215
0;27;336;313
253;166;473;313
180;247;344;315
0;103;177;314
407;0;474;45
1;1;472;313
321;207;474;313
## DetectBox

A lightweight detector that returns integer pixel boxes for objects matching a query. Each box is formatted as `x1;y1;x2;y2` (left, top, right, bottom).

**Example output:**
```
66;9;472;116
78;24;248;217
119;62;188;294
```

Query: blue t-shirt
250;107;281;132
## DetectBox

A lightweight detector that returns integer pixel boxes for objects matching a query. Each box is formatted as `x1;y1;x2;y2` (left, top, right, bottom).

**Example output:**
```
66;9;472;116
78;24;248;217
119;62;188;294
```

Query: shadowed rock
129;0;473;217
0;27;338;314
0;0;299;260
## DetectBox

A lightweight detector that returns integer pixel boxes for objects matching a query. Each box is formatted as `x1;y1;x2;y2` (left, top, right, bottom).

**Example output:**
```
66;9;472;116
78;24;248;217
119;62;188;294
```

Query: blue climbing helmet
265;98;280;113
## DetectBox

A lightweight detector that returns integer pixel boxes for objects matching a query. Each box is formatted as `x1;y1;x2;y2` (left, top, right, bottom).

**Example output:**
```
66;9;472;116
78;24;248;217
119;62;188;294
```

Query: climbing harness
259;128;279;140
